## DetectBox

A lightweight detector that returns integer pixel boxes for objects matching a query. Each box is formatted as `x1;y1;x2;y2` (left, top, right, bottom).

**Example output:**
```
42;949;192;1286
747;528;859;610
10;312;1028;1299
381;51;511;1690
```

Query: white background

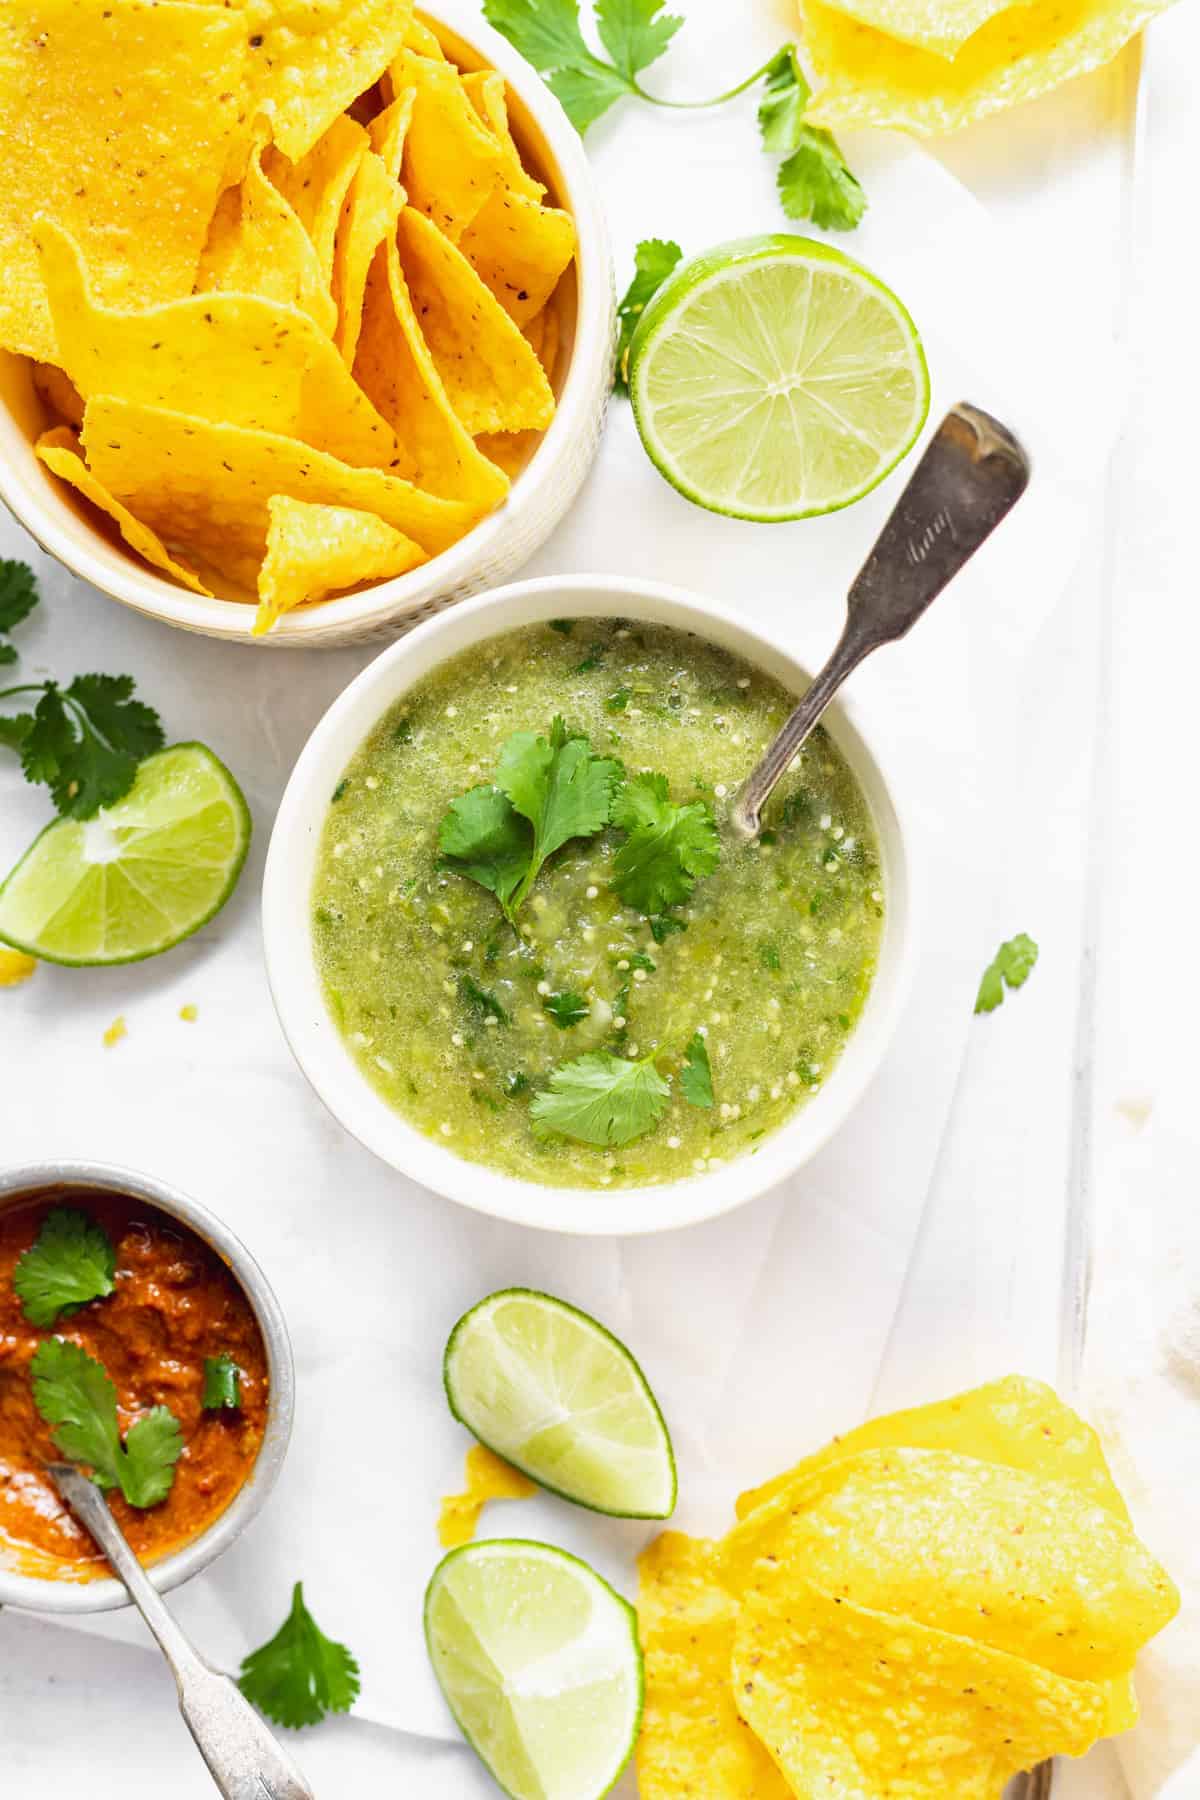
1;1;1194;1794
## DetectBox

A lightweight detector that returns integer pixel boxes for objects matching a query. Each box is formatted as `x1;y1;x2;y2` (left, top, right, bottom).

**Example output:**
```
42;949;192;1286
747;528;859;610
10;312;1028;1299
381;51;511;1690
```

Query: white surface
0;2;1190;1796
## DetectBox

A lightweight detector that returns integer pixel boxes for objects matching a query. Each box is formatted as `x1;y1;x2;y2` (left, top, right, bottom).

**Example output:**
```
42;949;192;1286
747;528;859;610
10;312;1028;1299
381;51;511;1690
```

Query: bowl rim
0;0;612;643
0;1159;295;1614
262;574;922;1236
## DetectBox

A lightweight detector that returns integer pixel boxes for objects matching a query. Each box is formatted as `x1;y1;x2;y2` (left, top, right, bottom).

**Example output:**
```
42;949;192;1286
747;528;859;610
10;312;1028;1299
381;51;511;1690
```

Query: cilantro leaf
975;933;1039;1015
483;0;633;133
778;132;867;231
460;974;510;1026
13;1207;115;1327
439;786;532;921
4;674;165;819
202;1353;243;1411
757;45;810;152
30;1339;122;1489
0;559;38;663
121;1407;185;1507
238;1582;360;1729
680;1031;713;1108
544;989;589;1028
496;717;620;910
649;912;686;944
30;1339;183;1506
595;0;683;83
615;238;682;392
531;1050;670;1146
611;772;719;914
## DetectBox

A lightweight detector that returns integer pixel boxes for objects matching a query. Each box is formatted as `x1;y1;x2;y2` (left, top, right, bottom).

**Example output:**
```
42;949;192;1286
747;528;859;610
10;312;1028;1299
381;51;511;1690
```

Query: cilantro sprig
0;559;39;665
531;1049;670;1146
975;933;1039;1015
615;238;682;392
484;2;865;229
202;1353;243;1412
680;1031;714;1108
544;989;590;1029
238;1583;360;1729
610;772;719;914
31;1339;183;1508
14;1207;115;1327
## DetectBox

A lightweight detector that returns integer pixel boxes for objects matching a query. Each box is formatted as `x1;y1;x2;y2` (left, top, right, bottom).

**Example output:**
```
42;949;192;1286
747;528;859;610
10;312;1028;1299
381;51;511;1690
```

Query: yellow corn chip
435;1444;536;1550
459;189;577;328
332;150;404;367
255;495;424;635
0;0;247;361
395;207;554;435
637;1533;794;1800
462;70;546;203
36;426;211;596
367;88;415;180
196;132;337;338
353;240;508;506
0;948;37;987
799;0;1175;135
82;397;480;593
820;0;1028;59
396;50;505;240
36;221;400;473
399;15;446;59
264;115;368;286
32;361;83;430
736;1375;1129;1521
733;1582;1111;1797
241;0;414;162
722;1447;1178;1682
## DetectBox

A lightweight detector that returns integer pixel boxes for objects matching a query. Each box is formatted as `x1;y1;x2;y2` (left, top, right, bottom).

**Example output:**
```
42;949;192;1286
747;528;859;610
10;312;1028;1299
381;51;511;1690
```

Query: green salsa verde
312;619;885;1189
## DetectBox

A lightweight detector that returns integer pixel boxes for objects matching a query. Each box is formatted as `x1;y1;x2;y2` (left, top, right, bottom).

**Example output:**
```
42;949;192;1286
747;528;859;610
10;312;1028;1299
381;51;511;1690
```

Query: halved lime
0;743;251;965
444;1289;676;1519
425;1540;642;1800
629;233;930;521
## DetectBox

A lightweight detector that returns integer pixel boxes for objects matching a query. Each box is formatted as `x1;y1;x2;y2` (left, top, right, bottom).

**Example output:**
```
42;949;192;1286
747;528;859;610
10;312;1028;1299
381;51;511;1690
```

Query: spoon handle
47;1465;315;1800
730;402;1030;839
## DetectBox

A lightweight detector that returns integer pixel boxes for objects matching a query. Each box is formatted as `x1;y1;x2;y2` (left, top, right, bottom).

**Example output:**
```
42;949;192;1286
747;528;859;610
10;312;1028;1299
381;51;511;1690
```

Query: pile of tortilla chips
797;0;1176;134
0;0;575;634
638;1377;1179;1798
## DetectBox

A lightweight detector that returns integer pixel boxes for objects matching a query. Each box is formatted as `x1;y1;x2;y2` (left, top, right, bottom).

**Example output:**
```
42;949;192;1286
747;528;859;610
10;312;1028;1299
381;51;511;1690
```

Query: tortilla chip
722;1447;1178;1682
820;0;1028;58
395;207;554;435
0;948;37;987
36;220;400;473
82;397;480;593
263;114;368;287
353;240;508;506
395;50;505;240
399;15;446;59
799;0;1175;135
32;362;83;429
462;71;545;203
435;1444;536;1550
367;88;415;180
733;1582;1111;1797
0;0;247;361
36;425;211;595
736;1376;1129;1521
242;0;414;162
196;132;337;337
458;188;576;328
637;1534;794;1800
254;495;423;634
332;150;404;366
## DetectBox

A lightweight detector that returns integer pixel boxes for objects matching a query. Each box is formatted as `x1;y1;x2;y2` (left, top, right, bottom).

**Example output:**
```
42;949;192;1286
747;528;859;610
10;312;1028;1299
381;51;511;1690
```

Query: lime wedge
629;233;930;521
444;1289;676;1519
425;1540;642;1800
0;743;251;965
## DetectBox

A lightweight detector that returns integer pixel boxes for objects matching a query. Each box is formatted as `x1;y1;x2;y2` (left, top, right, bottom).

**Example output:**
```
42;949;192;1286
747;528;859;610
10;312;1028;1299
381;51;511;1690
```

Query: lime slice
0;743;251;965
629;233;930;521
444;1289;676;1519
425;1539;642;1800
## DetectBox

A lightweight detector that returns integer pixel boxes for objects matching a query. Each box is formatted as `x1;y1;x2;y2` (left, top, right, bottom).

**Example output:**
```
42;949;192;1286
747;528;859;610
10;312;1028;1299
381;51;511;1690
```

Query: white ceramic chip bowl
263;575;919;1236
0;3;613;648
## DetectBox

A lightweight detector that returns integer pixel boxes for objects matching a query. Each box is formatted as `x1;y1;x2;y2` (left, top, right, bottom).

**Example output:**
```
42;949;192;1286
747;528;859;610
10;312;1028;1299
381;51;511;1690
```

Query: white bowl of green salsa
263;577;916;1234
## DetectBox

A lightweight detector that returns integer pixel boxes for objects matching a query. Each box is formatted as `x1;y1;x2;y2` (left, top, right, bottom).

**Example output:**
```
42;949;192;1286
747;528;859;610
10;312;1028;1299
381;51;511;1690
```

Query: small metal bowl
0;1159;295;1614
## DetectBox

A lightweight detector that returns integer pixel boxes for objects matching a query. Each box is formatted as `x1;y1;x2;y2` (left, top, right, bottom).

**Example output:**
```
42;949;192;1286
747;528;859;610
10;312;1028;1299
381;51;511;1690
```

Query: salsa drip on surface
0;1187;268;1577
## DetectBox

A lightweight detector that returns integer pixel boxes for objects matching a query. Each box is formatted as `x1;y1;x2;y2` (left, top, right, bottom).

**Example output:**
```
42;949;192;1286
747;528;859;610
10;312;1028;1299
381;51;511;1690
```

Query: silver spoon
730;403;1031;840
47;1463;315;1800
